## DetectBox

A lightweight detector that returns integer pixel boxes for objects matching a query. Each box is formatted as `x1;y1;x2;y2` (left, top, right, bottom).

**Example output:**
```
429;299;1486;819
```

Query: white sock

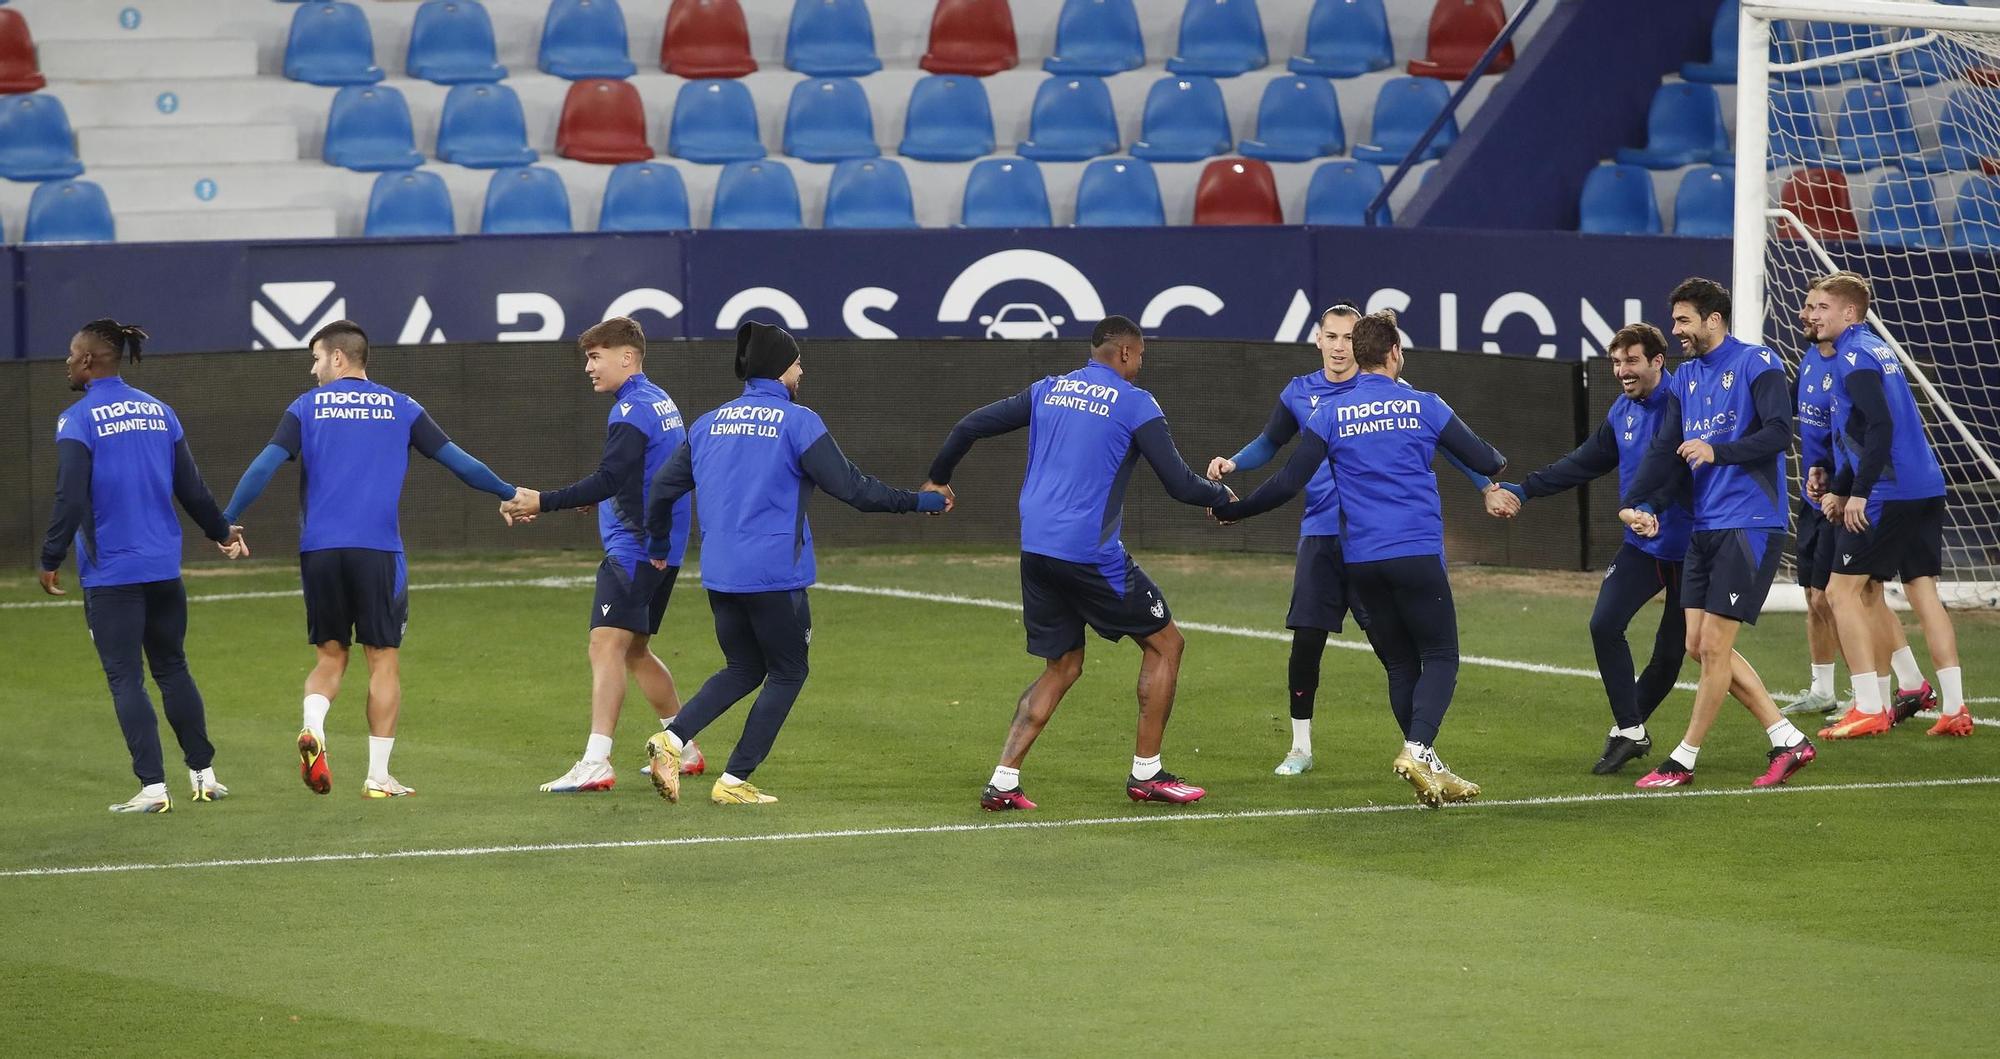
1765;719;1806;749
583;733;614;764
1131;754;1162;781
139;782;167;798
1810;663;1837;699
1939;666;1965;715
1877;673;1893;709
1890;646;1924;690
1402;740;1435;766
1290;718;1312;754
662;728;686;754
1670;741;1700;769
660;717;675;731
1853;672;1885;715
720;772;747;786
367;736;394;782
302;693;331;739
989;765;1020;791
1612;724;1647;741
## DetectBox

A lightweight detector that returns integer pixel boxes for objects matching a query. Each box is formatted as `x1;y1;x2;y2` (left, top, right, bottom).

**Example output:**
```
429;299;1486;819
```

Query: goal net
1738;0;2000;607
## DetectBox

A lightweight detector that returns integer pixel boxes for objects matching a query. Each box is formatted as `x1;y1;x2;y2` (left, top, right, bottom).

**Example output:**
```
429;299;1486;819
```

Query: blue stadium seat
1950;174;2000;249
783;77;879;162
1833;83;1918;171
899;75;995;162
364;170;456;236
1616;82;1728;169
961;157;1051;227
283;2;384;85
1240;75;1344;162
1074;157;1164;226
1880;28;1977;87
599;161;691;231
1577;163;1661;235
1130;75;1232;161
1017;76;1120;161
324;85;424;172
1681;0;1737;83
1165;0;1267;77
824;157;917;229
1303;159;1384;225
438;83;539;167
668;79;766;163
407;0;507;84
0;94;82;180
1769;87;1826;167
23;178;113;243
1672;165;1734;237
711;159;803;229
481;165;572;233
1922;88;2000;172
1778;21;1872;87
1351;76;1455;165
1043;0;1145;76
1863;171;1942;247
539;0;637;79
1289;0;1393;78
786;0;882;77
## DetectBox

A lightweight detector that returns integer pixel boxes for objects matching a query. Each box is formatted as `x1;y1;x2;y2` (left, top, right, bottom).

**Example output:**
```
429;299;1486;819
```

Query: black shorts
1682;529;1782;624
593;555;678;634
1020;552;1171;659
1287;534;1352;632
300;548;408;648
1794;504;1837;592
1835;496;1945;582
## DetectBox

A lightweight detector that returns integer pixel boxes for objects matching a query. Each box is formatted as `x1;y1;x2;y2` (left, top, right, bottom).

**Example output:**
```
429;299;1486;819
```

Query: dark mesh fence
7;340;1591;570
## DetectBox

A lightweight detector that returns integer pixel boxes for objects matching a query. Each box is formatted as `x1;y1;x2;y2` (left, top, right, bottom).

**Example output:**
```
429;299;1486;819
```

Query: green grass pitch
3;549;1997;1055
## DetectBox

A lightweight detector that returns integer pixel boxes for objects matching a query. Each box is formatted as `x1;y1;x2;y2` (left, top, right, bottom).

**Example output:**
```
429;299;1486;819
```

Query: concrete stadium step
78;123;299;167
81;161;372;214
38;38;260;81
118;205;338;244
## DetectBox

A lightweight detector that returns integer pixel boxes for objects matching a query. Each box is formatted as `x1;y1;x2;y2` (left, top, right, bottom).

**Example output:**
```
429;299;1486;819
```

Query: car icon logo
979;302;1066;340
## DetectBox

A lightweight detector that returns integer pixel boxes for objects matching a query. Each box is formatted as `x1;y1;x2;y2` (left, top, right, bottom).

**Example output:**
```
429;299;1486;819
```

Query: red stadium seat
661;0;757;78
922;0;1018;77
556;78;655;164
0;9;48;94
1193;157;1282;225
1778;168;1858;240
1408;0;1513;80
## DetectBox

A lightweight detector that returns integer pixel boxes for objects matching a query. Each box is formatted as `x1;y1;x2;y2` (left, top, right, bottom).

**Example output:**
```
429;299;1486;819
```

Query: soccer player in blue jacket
1623;278;1816;789
1804;273;1971;738
499;317;707;792
39;320;245;813
1213;311;1505;807
1494;323;1690;774
926;316;1232;811
639;322;947;806
1783;297;1848;718
222;321;517;799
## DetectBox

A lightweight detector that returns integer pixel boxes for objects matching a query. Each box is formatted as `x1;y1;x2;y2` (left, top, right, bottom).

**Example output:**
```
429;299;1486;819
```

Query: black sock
1288;628;1328;720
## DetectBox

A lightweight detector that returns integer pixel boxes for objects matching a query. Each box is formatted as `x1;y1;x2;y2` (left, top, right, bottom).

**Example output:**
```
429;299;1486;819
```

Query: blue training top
539;372;692;567
1829;323;1945;511
1627;334;1792;533
1796;348;1837;507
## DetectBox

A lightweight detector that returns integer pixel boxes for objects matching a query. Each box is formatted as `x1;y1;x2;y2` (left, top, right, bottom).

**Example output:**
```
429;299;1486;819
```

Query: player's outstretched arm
37;439;91;593
410;413;513;499
222;412;301;523
1212;399;1299;479
170;439;236;546
538;423;646;515
1213;430;1325;522
802;432;947;515
1708;373;1794;466
1133;418;1234;508
1518;419;1619;499
1437;414;1505;479
644;442;697;562
926;389;1032;488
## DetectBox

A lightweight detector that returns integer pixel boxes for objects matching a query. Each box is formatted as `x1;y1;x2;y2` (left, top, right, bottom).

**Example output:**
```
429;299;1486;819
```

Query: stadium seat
406;0;507;84
1044;0;1145;75
710;159;803;229
922;0;1018;76
1615;82;1728;169
1832;83;1918;171
1289;0;1394;79
1193;158;1281;225
283;2;384;85
1672;165;1734;237
1073;157;1164;226
669;79;766;162
0;94;83;181
437;83;539;168
364;170;456;236
0;8;47;93
1881;29;1974;87
324;85;425;172
1016;76;1121;161
1863;172;1944;247
1130;76;1233;162
824;158;918;228
1681;0;1738;84
599;161;691;230
482;166;571;233
661;0;757;78
1577;163;1661;235
1769;87;1827;167
1165;0;1267;78
899;75;996;162
1239;75;1345;162
1924;88;2000;172
1776;167;1857;240
539;0;638;80
783;77;880;163
786;0;882;77
1303;159;1385;225
1351;77;1456;165
1950;174;2000;249
23;179;113;243
1408;0;1514;80
557;78;654;164
961;157;1051;227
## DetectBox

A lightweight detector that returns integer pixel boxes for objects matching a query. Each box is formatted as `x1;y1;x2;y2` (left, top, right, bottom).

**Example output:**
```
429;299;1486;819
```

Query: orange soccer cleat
1818;707;1893;740
1927;710;1975;738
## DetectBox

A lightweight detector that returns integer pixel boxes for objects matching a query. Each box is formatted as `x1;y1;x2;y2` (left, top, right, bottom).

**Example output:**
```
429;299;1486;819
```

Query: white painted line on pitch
3;775;1994;880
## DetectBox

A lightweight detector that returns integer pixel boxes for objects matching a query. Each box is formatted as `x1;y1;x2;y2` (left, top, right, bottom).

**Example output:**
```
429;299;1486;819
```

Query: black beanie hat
735;321;800;381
